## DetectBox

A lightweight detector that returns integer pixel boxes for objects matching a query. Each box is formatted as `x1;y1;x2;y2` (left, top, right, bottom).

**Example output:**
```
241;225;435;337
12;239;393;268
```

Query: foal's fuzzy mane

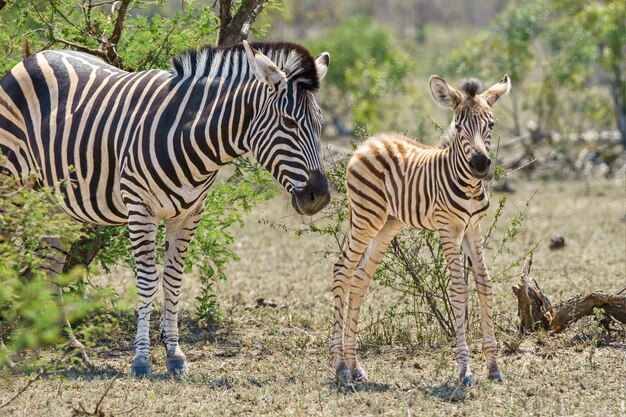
458;78;484;98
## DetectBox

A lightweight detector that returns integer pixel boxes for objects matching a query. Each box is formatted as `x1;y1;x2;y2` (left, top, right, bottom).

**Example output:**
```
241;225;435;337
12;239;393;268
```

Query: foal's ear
429;75;462;108
243;40;287;88
315;52;330;80
481;75;511;106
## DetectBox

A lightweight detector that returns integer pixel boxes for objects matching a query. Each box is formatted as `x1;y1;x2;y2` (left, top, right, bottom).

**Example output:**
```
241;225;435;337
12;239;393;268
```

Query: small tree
439;0;624;148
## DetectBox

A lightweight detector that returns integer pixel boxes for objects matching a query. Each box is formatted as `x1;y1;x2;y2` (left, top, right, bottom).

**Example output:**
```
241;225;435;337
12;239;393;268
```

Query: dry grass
1;178;624;416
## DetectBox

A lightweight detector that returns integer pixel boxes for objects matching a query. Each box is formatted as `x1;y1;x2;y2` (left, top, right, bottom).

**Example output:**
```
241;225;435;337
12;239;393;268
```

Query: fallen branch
512;255;626;333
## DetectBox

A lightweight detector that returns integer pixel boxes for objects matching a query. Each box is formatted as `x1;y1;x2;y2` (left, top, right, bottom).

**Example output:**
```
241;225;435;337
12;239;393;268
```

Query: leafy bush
304;17;422;135
0;170;95;364
438;0;624;147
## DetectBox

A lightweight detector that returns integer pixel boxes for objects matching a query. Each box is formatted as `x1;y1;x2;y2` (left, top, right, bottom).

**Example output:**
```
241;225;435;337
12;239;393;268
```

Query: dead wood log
512;255;626;333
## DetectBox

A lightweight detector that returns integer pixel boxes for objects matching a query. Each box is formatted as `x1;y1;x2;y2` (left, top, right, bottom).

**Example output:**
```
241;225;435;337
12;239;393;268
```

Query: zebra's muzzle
292;169;330;215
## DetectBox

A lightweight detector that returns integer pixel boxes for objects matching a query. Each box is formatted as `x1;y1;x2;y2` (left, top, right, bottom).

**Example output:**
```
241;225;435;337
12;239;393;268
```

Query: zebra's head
429;75;511;179
242;41;330;216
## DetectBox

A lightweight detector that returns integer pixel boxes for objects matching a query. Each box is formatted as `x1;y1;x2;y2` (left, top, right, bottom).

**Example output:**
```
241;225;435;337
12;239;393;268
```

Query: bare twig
0;362;64;411
73;375;119;416
56;38;108;60
0;372;46;410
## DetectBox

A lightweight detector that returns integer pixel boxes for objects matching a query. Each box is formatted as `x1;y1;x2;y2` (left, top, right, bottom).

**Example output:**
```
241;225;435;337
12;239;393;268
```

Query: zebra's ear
243;40;287;88
481;75;511;106
315;52;330;80
429;75;461;108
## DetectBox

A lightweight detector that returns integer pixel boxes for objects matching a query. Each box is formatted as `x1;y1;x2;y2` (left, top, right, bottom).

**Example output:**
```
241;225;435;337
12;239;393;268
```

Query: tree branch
217;0;269;46
102;0;131;66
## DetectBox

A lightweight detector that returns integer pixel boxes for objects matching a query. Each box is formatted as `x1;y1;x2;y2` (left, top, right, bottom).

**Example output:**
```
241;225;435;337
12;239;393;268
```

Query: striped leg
343;219;403;381
39;236;90;364
127;211;159;378
331;211;387;379
462;222;502;383
161;212;202;375
440;229;474;386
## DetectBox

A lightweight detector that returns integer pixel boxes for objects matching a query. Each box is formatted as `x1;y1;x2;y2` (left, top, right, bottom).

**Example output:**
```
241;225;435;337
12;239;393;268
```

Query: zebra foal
0;41;331;377
331;75;511;386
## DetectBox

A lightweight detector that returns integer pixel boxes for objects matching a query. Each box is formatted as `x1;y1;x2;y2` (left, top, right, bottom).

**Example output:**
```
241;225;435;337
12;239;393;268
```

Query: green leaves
305;16;414;132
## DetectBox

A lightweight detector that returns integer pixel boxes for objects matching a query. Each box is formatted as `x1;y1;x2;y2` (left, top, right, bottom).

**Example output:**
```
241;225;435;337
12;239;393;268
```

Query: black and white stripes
0;41;331;376
330;75;511;385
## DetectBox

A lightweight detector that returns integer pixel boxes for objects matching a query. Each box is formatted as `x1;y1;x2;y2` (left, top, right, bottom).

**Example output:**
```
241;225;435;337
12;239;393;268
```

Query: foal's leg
439;227;474;386
331;212;387;379
161;211;202;375
462;221;502;382
343;218;403;381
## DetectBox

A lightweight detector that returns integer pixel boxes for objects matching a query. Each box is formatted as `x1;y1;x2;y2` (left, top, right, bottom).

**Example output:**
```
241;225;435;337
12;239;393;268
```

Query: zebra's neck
172;73;263;180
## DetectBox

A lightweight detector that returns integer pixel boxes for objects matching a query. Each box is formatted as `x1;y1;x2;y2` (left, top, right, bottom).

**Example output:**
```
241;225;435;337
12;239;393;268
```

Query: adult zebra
0;41;331;377
330;75;511;386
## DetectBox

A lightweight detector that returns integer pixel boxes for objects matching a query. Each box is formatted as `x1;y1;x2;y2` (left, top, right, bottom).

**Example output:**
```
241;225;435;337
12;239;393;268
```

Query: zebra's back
0;50;171;225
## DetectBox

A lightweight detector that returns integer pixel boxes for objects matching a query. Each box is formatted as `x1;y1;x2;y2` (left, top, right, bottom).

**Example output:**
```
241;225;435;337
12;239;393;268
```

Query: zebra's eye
284;117;298;129
455;123;462;131
488;121;495;129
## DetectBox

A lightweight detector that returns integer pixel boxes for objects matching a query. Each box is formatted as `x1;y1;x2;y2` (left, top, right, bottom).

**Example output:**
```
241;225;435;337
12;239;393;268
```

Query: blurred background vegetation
0;0;623;369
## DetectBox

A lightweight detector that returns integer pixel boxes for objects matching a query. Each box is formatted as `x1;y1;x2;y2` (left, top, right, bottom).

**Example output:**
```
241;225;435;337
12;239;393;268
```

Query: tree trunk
609;73;625;151
512;255;626;333
217;0;269;46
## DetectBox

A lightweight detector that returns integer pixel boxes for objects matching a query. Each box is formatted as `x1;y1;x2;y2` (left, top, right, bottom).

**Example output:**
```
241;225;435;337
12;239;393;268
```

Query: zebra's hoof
488;371;504;383
130;356;152;378
461;375;475;387
166;354;188;375
351;368;368;382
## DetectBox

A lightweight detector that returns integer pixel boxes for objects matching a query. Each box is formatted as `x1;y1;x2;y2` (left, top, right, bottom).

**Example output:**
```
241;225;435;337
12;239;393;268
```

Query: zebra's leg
331;213;387;380
344;219;403;381
161;212;202;375
440;229;474;386
39;236;90;365
462;222;502;383
127;212;159;378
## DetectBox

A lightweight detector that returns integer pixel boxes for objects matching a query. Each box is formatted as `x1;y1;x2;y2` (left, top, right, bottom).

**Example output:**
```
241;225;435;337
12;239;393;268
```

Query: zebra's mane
171;42;321;92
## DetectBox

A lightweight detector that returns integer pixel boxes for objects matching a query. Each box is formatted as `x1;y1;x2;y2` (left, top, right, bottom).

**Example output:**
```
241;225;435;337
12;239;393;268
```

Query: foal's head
429;75;511;179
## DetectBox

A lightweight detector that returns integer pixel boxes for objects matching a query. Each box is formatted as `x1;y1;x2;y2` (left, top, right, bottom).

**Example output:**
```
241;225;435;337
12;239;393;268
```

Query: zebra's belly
55;172;129;226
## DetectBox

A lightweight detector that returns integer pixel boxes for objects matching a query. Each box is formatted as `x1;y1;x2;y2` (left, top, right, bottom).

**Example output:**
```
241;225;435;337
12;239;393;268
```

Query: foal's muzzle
292;169;330;215
469;152;491;179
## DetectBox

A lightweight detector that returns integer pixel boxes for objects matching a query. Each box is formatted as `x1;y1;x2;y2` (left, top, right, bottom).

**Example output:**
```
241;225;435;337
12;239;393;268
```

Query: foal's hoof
335;369;351;382
461;375;475;387
351;368;368;382
166;353;189;375
488;371;504;383
130;356;152;378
